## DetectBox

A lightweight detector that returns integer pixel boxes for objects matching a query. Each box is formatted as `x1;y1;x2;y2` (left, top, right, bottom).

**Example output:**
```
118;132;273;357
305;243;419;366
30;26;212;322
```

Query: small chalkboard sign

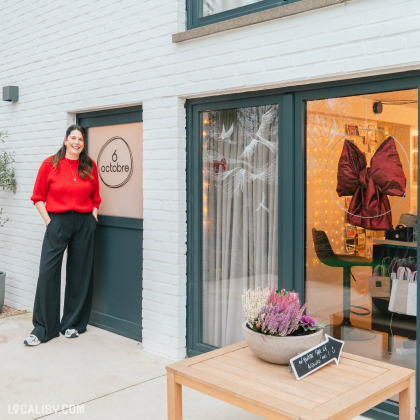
290;334;344;380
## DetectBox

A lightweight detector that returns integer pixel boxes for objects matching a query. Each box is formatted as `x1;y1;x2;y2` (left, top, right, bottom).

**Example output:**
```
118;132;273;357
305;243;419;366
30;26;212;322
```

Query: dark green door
78;107;143;341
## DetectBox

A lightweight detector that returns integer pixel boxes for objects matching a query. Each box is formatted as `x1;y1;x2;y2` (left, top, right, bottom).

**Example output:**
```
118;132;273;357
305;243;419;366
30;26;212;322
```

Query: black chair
312;228;374;329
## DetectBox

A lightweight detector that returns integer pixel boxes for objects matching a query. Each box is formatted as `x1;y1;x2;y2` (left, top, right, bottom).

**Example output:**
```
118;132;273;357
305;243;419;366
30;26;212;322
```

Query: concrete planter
242;322;324;365
0;271;5;313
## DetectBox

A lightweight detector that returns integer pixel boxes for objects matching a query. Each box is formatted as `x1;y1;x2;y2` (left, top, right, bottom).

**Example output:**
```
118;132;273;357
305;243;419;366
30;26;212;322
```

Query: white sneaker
24;334;40;346
64;328;79;338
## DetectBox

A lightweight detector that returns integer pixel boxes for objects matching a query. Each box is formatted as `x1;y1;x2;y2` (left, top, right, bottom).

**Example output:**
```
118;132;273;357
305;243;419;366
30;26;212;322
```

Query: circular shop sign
97;136;133;188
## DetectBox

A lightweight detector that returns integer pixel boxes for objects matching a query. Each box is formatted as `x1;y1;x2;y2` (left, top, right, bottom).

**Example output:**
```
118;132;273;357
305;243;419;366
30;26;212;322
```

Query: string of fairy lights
202;109;391;269
202;112;210;230
307;112;383;267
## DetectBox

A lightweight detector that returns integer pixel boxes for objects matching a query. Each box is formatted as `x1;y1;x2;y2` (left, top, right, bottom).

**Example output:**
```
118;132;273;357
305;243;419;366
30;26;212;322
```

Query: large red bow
213;158;226;174
336;137;406;230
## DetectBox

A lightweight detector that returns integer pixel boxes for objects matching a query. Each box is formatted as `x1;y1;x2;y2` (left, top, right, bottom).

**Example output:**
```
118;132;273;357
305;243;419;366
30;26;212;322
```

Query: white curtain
202;105;279;347
203;0;262;16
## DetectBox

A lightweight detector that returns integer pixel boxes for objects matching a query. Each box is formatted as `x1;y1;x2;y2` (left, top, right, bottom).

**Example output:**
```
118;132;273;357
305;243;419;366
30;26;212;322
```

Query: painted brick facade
1;0;420;359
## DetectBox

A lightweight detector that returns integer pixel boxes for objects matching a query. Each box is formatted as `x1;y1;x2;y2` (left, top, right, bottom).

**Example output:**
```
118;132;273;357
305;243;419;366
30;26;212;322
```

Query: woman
24;124;101;346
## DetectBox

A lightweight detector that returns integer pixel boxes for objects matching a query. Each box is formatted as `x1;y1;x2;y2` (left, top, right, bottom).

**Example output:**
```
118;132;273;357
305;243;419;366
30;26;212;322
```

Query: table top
373;238;417;248
167;341;415;420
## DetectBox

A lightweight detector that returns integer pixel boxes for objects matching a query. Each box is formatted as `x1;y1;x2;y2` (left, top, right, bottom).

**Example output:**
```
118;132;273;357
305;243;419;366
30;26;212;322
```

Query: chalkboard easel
290;334;345;380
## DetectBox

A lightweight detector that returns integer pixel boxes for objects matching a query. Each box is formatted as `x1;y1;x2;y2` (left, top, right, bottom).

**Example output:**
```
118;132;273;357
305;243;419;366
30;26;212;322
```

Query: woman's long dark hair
51;124;94;180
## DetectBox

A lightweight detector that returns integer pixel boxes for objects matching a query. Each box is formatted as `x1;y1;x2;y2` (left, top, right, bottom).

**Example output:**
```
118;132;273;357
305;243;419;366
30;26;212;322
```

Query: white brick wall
1;0;420;359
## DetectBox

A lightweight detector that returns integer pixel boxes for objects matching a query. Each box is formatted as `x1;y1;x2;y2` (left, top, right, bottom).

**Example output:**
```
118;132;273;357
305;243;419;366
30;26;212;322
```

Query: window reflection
201;105;278;347
306;90;418;388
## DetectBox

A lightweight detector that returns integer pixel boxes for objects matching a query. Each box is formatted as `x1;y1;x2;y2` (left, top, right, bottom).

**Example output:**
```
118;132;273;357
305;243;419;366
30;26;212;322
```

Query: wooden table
166;342;415;420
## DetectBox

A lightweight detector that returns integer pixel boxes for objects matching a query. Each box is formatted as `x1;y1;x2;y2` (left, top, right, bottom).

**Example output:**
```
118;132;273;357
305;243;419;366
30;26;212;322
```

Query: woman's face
64;130;85;159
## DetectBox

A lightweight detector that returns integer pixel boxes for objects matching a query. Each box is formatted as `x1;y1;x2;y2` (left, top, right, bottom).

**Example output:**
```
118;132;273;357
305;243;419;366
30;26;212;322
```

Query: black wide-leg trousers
31;211;97;342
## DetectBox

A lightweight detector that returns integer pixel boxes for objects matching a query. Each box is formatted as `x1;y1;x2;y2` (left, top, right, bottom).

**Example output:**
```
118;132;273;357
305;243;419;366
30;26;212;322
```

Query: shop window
306;89;418;402
187;0;303;29
201;104;279;348
188;76;420;417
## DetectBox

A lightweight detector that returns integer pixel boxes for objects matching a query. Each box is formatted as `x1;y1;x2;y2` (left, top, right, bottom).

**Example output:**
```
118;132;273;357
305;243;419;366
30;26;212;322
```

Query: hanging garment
336;136;406;230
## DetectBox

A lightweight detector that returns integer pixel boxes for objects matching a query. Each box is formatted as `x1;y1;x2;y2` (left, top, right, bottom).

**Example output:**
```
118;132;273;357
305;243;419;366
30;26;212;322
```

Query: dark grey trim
187;71;420;106
97;215;143;230
294;91;306;299
176;0;351;42
77;106;143;128
280;94;295;291
89;310;142;341
186;98;203;354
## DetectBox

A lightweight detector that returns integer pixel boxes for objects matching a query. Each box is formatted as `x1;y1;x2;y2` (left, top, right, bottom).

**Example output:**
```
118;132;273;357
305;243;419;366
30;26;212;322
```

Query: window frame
186;70;420;419
187;94;286;356
187;0;304;29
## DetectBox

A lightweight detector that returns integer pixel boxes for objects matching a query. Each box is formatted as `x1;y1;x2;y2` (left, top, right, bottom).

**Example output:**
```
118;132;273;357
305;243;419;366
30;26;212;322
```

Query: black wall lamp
372;101;383;114
2;86;19;102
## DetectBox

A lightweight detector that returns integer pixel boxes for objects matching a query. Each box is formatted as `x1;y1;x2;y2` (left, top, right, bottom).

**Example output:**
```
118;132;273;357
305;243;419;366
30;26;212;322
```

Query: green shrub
0;131;17;226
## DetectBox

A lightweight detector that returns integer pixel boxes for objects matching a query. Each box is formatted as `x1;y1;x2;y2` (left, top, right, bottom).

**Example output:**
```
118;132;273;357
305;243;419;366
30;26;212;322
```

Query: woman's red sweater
31;157;101;213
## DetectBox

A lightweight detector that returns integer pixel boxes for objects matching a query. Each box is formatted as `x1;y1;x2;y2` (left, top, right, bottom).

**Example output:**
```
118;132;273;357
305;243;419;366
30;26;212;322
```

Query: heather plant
267;288;300;311
242;287;325;337
258;301;306;336
242;286;272;327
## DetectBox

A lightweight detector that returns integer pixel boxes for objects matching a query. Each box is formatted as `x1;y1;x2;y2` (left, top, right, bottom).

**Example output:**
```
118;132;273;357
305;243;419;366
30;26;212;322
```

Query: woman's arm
35;201;51;226
91;161;101;222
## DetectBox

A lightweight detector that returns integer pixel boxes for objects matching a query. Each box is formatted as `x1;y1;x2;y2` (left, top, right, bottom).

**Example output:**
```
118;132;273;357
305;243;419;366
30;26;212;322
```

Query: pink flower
300;315;317;327
258;296;307;337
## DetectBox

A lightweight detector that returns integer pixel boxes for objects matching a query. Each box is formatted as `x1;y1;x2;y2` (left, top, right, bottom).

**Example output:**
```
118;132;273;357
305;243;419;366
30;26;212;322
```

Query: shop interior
306;89;418;376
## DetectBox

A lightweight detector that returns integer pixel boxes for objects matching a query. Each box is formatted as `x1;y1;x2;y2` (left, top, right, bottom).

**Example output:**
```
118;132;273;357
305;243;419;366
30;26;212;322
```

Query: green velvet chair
312;228;373;329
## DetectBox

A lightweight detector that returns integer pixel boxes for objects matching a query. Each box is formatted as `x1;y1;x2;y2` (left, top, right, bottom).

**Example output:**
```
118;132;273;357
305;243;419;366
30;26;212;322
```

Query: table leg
167;371;182;420
381;332;389;358
399;376;415;420
388;333;394;355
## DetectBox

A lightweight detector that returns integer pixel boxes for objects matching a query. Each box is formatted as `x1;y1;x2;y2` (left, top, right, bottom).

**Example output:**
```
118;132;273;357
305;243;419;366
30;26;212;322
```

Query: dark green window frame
77;106;143;128
187;0;304;29
187;94;288;357
187;70;420;419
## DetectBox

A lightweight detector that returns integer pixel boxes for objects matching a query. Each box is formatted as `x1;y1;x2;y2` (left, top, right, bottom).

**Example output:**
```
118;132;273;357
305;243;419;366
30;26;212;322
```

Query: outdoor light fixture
2;86;19;102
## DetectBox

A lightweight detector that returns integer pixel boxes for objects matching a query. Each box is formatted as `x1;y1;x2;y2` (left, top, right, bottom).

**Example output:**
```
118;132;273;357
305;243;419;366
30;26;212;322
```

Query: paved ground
0;312;372;419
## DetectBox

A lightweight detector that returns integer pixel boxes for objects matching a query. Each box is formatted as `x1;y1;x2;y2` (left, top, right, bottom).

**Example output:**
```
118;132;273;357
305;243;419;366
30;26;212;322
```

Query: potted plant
0;130;17;313
242;287;325;365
